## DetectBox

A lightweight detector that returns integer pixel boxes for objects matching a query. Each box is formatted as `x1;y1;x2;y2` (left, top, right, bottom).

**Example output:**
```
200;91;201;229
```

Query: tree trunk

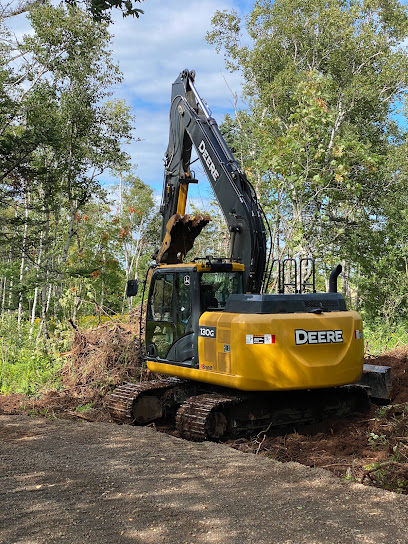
17;189;30;325
0;277;6;312
37;202;51;339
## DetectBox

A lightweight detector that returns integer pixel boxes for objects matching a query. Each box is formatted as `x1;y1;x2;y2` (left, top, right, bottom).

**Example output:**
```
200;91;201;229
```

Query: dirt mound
229;347;408;492
0;393;27;415
367;346;408;403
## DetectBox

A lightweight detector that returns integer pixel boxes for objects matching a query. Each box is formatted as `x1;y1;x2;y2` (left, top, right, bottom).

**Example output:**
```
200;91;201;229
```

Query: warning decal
246;334;275;345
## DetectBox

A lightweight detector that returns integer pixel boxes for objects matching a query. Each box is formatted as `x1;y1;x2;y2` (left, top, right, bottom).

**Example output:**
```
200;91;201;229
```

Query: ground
2;414;408;544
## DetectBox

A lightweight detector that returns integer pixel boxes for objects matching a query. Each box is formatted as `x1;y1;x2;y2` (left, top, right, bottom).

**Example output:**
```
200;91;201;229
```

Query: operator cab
145;263;244;368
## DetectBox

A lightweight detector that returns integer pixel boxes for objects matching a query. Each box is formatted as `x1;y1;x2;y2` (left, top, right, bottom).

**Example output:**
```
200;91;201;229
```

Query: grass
364;322;408;356
0;314;69;395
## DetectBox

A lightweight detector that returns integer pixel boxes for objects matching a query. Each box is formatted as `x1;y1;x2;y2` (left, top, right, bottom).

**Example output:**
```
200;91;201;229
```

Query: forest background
2;0;408;394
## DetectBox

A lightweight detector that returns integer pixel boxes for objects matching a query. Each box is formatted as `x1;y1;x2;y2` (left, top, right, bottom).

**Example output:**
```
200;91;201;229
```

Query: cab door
145;269;197;366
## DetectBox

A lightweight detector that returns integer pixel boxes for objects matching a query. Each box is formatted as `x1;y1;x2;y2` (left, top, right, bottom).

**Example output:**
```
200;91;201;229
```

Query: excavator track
175;385;371;442
108;378;190;425
176;393;243;441
109;379;371;441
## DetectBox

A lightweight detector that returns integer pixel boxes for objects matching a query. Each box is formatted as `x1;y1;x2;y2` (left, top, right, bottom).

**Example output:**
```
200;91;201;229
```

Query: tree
207;0;408;305
0;3;135;333
1;0;145;23
115;173;160;310
60;197;125;320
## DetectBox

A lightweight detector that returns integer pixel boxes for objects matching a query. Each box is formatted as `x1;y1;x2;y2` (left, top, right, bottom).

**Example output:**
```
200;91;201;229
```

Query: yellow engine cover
197;310;364;390
147;310;364;392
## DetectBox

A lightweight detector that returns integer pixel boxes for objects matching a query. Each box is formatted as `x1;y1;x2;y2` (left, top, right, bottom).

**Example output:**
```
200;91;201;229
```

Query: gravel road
1;414;408;544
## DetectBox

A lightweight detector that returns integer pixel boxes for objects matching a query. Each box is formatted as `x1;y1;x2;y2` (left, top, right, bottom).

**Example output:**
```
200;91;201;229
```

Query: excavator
108;69;391;441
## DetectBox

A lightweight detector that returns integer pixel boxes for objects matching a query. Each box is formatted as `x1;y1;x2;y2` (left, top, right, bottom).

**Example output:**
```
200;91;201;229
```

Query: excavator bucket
356;364;392;403
156;213;211;264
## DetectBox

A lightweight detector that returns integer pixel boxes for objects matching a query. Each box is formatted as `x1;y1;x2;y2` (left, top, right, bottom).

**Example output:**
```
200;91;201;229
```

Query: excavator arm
157;69;267;294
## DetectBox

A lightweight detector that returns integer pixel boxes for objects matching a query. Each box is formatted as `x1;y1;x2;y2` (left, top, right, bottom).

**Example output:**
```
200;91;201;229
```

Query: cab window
200;271;243;311
146;272;193;359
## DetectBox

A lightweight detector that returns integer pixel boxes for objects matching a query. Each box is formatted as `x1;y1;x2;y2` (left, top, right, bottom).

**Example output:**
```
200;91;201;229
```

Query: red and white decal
246;334;275;345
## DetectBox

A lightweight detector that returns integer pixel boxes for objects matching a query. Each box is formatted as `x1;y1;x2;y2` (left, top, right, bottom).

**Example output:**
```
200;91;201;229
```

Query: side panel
147;310;364;391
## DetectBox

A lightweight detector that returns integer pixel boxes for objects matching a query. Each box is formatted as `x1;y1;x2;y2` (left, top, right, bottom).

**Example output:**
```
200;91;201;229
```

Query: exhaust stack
329;264;342;293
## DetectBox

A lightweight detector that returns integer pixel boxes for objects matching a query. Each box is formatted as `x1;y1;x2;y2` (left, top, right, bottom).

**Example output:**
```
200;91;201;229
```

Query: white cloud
110;0;240;103
108;0;248;190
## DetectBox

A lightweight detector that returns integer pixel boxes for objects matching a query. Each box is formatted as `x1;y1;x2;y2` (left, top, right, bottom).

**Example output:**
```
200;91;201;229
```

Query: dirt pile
230;347;408;492
367;347;408;403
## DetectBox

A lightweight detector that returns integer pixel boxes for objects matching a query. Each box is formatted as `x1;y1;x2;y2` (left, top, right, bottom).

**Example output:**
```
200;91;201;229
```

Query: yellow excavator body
147;309;364;391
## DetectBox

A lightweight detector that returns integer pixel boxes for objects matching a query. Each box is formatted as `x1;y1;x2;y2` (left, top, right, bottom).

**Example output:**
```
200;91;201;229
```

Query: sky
106;0;253;206
7;0;255;207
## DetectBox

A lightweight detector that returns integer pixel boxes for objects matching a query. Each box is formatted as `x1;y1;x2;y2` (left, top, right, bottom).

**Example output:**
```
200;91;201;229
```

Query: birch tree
208;0;408;302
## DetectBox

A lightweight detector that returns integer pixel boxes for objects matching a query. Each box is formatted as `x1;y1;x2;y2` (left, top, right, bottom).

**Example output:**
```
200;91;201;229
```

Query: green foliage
83;0;144;22
364;322;408;355
0;2;133;276
3;0;145;24
76;402;94;412
0;314;67;395
61;198;127;315
115;173;160;309
208;0;408;326
367;432;388;448
0;1;153;393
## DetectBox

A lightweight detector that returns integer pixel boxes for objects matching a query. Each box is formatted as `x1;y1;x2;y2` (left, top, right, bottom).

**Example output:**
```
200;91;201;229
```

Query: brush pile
0;312;148;421
51;310;147;419
61;321;143;398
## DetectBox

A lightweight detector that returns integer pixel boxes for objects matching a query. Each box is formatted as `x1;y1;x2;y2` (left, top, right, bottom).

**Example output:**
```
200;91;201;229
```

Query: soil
228;348;408;489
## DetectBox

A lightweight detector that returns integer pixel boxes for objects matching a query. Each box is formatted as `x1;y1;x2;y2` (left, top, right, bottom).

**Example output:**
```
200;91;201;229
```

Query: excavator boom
158;69;267;293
